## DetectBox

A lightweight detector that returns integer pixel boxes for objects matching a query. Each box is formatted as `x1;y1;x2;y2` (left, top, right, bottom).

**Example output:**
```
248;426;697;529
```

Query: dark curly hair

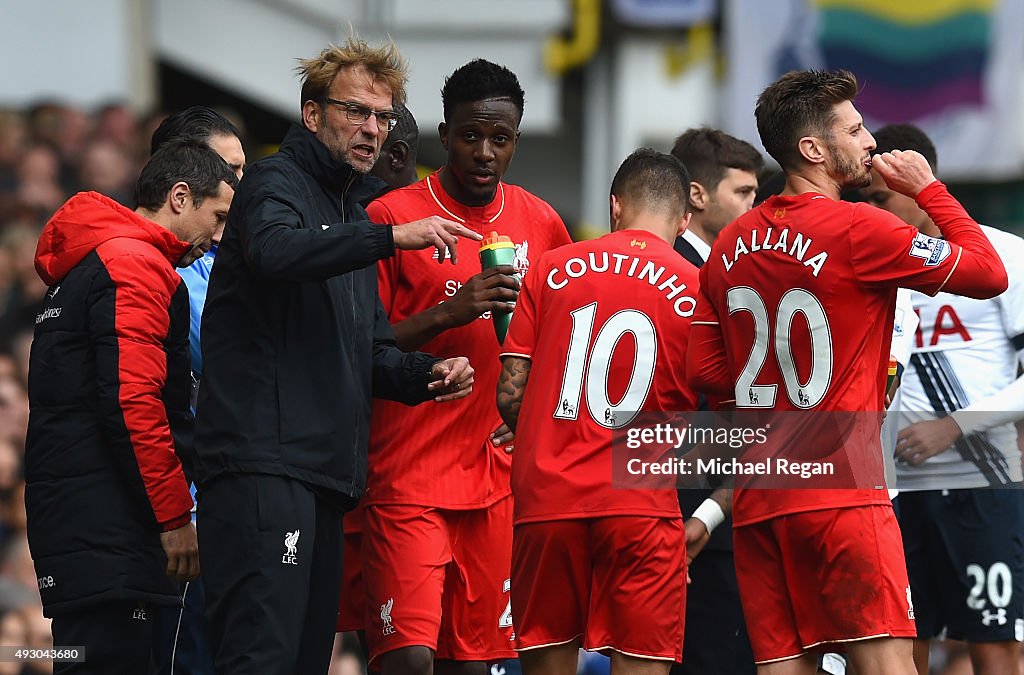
135;139;238;211
150;106;240;155
441;59;525;123
873;123;937;172
755;69;859;171
611;148;691;222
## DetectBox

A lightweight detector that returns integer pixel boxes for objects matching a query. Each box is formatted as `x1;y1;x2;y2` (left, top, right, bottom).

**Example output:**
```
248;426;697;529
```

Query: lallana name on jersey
721;227;829;277
545;253;696;317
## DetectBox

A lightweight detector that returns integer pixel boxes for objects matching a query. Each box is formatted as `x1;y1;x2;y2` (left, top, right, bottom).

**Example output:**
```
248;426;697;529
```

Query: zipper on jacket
339;169;361;476
340;172;356;223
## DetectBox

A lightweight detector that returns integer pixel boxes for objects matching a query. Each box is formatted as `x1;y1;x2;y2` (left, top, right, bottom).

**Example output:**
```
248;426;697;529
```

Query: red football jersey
687;181;1007;526
364;171;571;509
502;229;700;524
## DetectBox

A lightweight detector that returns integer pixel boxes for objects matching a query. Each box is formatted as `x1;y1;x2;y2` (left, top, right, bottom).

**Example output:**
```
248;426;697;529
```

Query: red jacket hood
35;191;192;285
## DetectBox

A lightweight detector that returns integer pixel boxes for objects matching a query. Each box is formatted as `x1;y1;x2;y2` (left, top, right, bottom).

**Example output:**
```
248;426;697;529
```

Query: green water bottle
479;231;517;344
886;355;899;394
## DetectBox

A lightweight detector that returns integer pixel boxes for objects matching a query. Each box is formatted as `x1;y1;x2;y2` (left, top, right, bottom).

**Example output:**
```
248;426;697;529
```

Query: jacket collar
278;124;385;203
280;124;355;187
35;191;192;285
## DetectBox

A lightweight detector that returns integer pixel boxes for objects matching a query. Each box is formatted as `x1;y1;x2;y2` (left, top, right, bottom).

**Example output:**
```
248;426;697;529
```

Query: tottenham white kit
894;225;1024;490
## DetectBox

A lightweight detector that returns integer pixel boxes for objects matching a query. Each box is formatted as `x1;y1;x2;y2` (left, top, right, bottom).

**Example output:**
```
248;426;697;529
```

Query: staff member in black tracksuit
26;142;238;674
669;128;763;675
151;106;246;675
193;37;480;675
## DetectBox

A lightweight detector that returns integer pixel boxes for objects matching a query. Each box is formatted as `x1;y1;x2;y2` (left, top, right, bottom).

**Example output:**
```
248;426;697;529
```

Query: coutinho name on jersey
721;226;829;277
545;248;696;317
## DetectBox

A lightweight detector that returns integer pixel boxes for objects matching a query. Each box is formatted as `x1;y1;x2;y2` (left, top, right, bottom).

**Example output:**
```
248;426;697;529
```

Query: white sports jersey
882;288;920;496
892;225;1024;490
891;288;919;368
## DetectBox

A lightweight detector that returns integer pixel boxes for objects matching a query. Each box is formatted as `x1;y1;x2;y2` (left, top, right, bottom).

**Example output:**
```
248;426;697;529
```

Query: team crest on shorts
282;530;300;565
381;597;396;636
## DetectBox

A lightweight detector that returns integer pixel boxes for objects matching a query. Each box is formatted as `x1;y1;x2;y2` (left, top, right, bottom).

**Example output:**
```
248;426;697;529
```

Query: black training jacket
194;125;439;505
27;191;195;616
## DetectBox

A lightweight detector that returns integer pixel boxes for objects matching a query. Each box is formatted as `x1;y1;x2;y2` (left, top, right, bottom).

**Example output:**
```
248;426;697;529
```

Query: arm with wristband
686;488;732;566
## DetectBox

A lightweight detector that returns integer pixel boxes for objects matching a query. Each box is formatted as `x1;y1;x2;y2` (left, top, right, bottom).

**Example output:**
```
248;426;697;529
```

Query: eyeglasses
322;98;400;132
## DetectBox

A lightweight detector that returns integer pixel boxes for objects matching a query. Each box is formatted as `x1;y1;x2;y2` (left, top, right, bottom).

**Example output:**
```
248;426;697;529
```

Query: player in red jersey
336;103;421;672
497;148;699;675
685;69;1007;675
357;59;571;675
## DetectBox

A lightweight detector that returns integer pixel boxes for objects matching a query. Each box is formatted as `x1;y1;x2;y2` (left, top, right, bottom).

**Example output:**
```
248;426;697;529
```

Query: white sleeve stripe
691;320;720;326
499;352;533;360
934;247;962;295
950;373;1024;435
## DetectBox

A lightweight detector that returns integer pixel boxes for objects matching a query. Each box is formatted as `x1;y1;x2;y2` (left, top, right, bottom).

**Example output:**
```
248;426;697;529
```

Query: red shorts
734;504;917;664
512;516;686;662
363;497;514;664
336;528;365;632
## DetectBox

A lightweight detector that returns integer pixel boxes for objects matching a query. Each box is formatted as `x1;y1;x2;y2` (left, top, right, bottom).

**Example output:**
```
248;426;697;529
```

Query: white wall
0;0;727;229
0;0;154;110
153;0;338;120
578;36;716;233
153;0;568;132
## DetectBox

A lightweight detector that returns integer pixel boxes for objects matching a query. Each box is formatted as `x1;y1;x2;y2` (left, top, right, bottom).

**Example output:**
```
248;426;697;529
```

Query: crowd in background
0;102;184;379
0;100;1017;675
0;100;170;675
0;100;473;675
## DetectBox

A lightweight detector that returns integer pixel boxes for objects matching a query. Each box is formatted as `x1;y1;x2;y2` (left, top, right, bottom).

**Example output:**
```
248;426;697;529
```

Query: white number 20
967;562;1013;610
727;287;833;409
553;303;657;429
499;578;513;628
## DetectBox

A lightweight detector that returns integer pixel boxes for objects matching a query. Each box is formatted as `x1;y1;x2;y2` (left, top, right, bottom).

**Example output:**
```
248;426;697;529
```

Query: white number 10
553;303;657;428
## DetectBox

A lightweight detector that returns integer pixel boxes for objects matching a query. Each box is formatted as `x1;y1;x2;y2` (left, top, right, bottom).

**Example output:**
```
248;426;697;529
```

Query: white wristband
691;498;726;534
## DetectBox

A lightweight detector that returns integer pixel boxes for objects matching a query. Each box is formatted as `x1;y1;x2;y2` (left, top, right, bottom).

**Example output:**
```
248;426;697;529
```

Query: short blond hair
296;38;409;109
